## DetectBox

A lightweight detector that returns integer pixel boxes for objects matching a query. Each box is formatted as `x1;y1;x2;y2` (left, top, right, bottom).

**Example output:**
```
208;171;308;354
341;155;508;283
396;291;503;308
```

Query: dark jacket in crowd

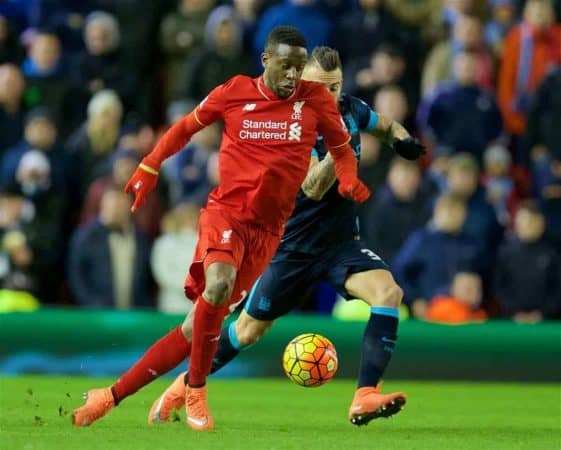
419;82;503;159
495;237;561;319
363;185;432;263
526;67;561;161
68;219;152;308
392;226;482;303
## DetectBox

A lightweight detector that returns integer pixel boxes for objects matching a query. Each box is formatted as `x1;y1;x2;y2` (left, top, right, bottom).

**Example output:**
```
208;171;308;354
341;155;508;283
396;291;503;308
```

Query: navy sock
357;306;399;388
183;321;243;385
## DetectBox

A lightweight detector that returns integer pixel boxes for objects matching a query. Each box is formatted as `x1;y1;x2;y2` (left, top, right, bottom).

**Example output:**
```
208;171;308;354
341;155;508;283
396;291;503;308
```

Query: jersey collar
256;76;298;101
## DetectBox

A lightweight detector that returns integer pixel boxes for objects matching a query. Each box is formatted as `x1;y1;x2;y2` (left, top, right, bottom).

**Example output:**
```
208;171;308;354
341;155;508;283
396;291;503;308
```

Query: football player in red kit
72;26;370;430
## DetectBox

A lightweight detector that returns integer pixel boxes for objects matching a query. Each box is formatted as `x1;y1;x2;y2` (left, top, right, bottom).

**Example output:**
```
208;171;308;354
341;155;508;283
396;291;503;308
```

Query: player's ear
261;52;269;70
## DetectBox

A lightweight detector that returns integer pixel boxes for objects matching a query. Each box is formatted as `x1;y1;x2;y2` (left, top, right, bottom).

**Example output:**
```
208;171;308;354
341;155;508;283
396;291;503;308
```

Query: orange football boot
148;372;187;424
72;387;115;426
185;385;214;431
348;383;407;426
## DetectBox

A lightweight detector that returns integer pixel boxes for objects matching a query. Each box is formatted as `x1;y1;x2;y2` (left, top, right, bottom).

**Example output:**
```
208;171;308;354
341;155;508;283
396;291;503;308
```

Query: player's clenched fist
338;179;371;203
124;160;159;212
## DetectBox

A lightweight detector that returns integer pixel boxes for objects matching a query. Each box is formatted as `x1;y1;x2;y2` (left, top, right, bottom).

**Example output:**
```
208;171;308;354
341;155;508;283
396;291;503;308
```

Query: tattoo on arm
301;154;337;201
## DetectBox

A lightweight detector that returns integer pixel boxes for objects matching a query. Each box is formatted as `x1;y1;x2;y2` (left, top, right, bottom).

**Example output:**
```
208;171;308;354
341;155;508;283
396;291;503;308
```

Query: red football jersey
195;75;351;234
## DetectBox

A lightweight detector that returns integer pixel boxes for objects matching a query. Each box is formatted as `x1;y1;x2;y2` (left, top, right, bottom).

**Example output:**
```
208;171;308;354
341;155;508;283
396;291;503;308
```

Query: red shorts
184;208;281;312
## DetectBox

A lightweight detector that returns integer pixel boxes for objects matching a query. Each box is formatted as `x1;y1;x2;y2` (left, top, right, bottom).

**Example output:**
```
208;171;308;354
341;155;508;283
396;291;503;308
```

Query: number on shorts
361;249;382;261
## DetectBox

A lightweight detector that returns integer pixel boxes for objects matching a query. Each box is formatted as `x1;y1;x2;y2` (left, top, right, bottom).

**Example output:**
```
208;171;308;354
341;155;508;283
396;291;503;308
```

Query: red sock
111;325;191;404
188;297;228;387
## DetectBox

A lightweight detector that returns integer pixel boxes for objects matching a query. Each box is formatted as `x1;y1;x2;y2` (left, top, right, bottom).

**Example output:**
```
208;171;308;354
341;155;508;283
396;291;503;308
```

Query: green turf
0;376;559;450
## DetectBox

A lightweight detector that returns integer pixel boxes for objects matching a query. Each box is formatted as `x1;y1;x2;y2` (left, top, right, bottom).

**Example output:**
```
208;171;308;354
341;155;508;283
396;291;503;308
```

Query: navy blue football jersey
279;94;379;254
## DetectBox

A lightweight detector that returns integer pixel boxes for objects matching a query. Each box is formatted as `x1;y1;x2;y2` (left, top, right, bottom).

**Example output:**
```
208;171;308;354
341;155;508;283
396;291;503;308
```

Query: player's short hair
308;46;342;72
265;26;307;52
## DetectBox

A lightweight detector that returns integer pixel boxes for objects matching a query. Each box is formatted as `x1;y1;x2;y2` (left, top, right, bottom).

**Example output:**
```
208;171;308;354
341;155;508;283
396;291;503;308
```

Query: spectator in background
0;64;25;154
538;156;561;251
495;201;561;321
28;0;95;55
418;50;503;161
1;108;69;190
363;157;431;263
231;0;262;55
68;188;152;309
484;0;517;57
0;183;36;294
421;14;494;96
21;30;76;134
0;14;24;64
498;0;561;138
426;271;487;323
163;122;220;206
482;144;518;226
14;150;69;302
75;11;138;114
253;0;333;63
65;90;123;194
336;0;402;64
80;148;166;239
525;67;561;169
347;42;417;110
358;85;412;193
151;204;200;313
445;153;503;260
181;5;253;102
159;0;215;102
393;194;481;316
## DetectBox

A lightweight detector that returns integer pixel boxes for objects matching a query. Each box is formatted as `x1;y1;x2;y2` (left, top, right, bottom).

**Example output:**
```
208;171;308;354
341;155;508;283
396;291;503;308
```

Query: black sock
357;307;399;388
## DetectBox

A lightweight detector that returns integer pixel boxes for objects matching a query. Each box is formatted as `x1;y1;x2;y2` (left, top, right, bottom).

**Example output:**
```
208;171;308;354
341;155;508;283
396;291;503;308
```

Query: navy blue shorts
243;240;389;321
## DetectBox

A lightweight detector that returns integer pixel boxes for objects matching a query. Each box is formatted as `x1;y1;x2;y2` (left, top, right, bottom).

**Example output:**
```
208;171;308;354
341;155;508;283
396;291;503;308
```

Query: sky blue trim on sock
228;321;242;350
371;306;399;318
243;276;261;312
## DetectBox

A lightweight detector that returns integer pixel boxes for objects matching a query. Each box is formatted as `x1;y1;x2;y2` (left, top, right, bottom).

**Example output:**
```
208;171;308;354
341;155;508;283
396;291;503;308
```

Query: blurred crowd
0;0;560;322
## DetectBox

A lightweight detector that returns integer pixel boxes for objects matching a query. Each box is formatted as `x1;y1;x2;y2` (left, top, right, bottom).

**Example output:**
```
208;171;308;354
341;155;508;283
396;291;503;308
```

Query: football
282;333;338;387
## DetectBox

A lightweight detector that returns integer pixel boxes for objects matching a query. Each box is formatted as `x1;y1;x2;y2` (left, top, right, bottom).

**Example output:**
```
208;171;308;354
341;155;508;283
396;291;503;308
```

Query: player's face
302;64;342;102
262;44;307;99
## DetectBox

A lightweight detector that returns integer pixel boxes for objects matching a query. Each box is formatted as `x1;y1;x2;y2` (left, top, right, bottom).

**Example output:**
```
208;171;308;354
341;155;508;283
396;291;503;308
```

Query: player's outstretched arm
372;114;426;161
125;112;206;211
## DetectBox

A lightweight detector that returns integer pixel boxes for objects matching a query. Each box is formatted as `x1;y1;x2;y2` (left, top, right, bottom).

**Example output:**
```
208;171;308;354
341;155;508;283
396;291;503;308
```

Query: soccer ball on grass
282;333;338;387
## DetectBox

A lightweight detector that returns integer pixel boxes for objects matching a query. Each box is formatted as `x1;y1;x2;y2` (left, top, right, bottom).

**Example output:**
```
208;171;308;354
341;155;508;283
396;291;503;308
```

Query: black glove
393;137;426;160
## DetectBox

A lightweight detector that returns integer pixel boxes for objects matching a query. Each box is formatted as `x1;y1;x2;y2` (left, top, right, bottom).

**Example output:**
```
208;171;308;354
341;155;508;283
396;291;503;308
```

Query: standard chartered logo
288;122;302;141
239;119;303;141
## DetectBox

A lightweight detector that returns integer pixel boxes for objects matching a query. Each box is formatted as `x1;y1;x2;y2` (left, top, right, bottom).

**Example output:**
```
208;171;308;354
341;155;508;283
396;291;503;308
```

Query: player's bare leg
186;259;236;431
148;310;274;424
344;269;407;426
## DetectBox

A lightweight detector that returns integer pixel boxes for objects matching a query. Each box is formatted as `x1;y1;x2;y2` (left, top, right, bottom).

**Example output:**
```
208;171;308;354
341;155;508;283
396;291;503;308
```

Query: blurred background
0;0;560;380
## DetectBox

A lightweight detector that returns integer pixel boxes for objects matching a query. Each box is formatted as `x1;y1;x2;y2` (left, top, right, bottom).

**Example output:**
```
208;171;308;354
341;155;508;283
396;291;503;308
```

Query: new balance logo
243;103;256;111
221;229;232;244
288;122;302;141
292;100;305;120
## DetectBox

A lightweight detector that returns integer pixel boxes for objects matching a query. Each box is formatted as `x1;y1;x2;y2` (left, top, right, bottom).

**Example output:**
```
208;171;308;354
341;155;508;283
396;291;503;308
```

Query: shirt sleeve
194;83;226;126
314;87;351;148
352;97;379;133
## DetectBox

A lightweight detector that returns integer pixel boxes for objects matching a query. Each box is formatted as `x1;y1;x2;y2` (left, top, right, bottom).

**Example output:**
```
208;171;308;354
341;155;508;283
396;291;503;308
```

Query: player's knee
235;327;262;346
363;281;403;308
235;320;271;347
204;277;235;306
375;283;403;308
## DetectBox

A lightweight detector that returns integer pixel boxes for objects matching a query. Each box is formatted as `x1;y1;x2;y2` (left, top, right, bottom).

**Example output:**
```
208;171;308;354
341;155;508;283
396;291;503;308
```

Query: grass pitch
0;376;559;450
